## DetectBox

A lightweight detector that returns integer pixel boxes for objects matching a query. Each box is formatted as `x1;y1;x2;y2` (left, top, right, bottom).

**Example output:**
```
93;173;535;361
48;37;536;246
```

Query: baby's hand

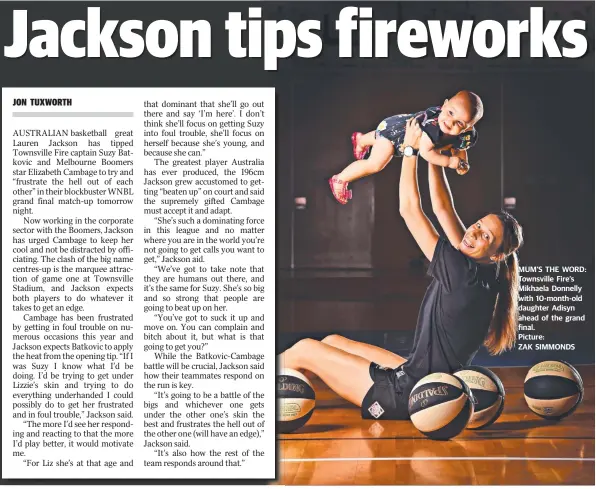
448;156;470;175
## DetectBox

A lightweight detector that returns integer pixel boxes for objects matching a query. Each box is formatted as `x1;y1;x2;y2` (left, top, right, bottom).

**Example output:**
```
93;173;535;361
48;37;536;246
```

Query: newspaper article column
2;87;275;479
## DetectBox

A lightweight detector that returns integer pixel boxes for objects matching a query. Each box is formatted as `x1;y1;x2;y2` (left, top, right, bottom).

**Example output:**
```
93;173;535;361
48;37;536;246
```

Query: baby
329;91;483;204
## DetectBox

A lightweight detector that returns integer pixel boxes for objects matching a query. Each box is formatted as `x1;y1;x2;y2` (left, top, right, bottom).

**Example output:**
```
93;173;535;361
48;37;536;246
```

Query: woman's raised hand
403;117;422;150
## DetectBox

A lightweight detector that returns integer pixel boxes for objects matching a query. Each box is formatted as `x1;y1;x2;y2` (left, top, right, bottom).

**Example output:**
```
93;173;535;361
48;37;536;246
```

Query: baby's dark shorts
374;114;411;155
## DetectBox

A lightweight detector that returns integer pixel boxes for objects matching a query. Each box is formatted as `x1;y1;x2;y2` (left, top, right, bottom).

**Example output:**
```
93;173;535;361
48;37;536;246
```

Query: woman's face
458;214;505;263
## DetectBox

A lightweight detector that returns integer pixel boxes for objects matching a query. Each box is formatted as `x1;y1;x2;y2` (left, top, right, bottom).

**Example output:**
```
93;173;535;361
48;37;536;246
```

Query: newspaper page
1;1;594;486
3;87;276;479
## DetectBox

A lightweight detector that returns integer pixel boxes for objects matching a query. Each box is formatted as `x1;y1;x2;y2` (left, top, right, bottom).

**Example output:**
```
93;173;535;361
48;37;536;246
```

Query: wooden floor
277;366;594;485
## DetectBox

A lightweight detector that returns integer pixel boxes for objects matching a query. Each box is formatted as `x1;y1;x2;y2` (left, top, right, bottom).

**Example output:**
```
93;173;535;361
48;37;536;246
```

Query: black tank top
403;237;499;380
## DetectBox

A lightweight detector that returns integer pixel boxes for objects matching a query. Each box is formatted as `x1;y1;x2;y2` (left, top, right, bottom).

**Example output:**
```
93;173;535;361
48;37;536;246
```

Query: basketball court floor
277;365;594;485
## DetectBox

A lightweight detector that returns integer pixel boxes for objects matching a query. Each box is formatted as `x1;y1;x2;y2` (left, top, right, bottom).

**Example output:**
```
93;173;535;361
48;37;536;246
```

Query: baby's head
438;91;484;136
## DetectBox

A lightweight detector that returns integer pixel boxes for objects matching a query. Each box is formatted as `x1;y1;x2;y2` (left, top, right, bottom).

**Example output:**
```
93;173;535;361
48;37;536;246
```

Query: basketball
408;372;473;440
277;368;316;433
524;360;584;420
454;366;505;429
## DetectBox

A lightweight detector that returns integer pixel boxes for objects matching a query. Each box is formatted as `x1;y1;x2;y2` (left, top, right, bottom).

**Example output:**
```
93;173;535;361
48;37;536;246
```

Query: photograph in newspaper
275;1;594;485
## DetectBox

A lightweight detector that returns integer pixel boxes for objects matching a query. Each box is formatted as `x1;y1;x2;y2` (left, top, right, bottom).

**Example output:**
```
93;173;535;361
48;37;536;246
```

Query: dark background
1;2;594;368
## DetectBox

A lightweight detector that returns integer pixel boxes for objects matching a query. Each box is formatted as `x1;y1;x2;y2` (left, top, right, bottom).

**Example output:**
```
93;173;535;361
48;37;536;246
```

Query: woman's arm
419;133;464;170
399;119;439;261
428;161;466;248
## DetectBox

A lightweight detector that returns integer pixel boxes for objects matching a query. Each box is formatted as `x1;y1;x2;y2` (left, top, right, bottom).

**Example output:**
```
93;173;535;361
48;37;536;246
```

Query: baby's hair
453;90;484;124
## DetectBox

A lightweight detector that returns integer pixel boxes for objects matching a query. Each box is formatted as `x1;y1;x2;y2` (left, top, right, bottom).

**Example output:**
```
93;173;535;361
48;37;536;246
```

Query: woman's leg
322;334;406;369
279;338;373;407
336;136;394;183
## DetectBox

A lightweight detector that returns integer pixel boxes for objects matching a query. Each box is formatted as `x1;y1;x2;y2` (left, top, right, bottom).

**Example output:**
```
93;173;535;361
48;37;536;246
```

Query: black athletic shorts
361;363;415;420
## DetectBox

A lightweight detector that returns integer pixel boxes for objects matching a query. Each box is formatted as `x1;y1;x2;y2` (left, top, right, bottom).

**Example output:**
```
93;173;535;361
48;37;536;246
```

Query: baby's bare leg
337;137;394;183
354;131;377;152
